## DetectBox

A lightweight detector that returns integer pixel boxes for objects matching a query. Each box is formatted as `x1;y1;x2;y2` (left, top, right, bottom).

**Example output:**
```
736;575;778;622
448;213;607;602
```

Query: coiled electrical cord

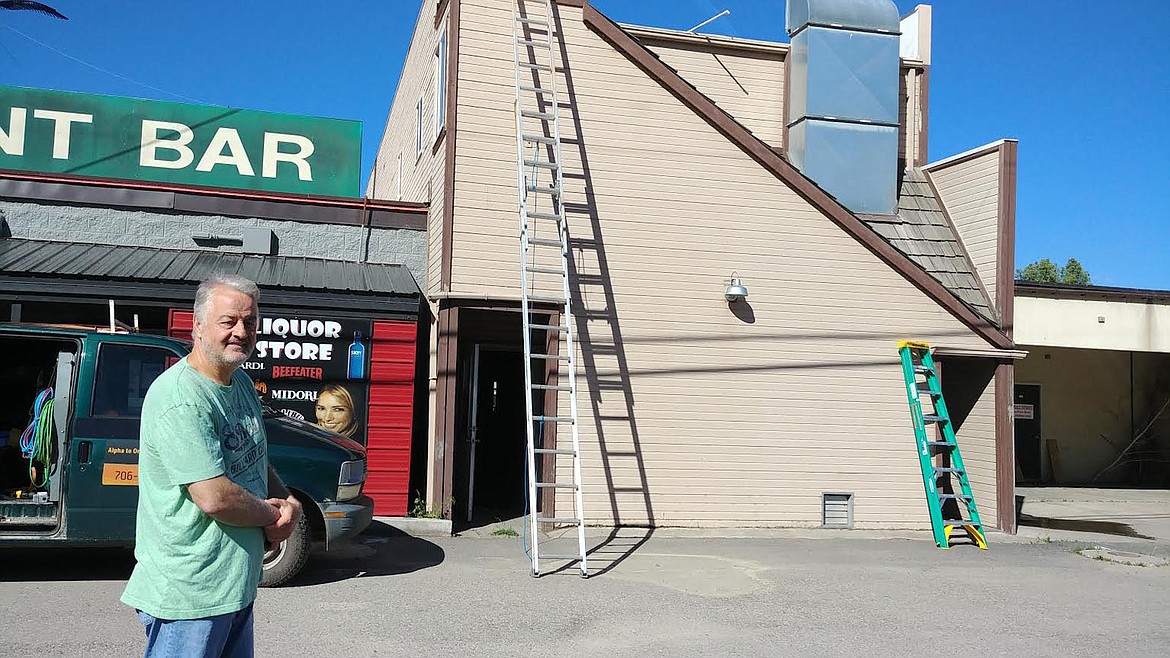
19;388;54;489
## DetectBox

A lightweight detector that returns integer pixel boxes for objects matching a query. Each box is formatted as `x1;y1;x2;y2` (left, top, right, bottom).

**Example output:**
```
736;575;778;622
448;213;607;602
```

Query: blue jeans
137;604;254;658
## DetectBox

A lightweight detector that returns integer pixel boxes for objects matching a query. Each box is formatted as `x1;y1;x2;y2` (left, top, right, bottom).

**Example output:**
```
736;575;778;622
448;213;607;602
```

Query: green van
0;323;373;586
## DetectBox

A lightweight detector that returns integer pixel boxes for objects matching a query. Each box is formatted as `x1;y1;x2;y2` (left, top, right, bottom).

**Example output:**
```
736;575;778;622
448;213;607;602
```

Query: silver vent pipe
786;0;901;215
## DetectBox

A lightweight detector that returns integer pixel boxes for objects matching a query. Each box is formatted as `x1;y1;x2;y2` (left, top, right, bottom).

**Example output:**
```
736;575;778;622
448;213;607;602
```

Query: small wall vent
822;492;854;528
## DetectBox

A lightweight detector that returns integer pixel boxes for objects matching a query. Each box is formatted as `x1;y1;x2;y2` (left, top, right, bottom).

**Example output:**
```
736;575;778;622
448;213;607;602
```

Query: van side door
65;340;179;542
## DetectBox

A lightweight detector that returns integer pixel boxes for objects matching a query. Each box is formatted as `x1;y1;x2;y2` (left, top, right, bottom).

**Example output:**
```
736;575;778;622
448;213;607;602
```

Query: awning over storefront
0;237;421;316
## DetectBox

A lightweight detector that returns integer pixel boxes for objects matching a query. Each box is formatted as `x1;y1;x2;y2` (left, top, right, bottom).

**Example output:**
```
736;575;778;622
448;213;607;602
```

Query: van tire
260;514;310;588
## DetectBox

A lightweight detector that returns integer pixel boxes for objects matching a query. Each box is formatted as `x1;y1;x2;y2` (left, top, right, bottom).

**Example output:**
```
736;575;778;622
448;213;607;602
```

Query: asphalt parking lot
2;520;1168;657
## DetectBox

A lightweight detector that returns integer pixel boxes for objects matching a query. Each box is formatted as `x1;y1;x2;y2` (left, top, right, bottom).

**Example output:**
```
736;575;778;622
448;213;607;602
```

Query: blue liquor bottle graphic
347;331;366;380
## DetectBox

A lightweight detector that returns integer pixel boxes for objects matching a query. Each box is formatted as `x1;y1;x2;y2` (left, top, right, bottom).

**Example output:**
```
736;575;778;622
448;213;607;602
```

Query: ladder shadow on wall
530;1;654;578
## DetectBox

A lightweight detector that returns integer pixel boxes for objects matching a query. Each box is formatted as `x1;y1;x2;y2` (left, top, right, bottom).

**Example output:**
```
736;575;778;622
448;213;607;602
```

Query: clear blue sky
2;1;1167;288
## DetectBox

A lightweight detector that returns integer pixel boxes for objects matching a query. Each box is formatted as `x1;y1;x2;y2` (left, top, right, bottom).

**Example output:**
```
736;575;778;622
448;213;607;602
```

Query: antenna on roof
687;9;730;33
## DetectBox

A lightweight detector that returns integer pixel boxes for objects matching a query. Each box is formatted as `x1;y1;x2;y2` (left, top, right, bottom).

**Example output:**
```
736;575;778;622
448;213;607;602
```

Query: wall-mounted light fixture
724;272;748;303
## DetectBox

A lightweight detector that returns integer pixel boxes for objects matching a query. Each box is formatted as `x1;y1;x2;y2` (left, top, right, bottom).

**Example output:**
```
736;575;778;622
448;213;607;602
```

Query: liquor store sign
0;85;360;196
245;315;373;445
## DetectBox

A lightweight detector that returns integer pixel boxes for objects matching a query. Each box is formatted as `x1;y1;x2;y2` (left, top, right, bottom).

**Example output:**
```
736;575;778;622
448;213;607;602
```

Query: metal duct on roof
785;0;901;215
786;0;901;36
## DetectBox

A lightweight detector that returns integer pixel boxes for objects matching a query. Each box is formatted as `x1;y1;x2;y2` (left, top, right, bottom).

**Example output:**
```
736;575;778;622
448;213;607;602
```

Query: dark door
1014;384;1042;483
465;348;528;522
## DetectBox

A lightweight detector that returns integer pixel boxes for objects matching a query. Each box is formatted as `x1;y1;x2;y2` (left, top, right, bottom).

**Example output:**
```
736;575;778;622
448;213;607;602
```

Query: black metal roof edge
0;237;420;293
0;172;428;231
0;275;422;317
1016;281;1170;303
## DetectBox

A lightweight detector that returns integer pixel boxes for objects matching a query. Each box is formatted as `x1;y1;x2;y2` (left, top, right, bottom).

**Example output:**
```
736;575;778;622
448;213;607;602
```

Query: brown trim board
433;304;459;517
922;168;997;324
435;0;450;29
556;0;587;7
582;5;1012;350
440;0;461;293
1017;282;1170;303
995;362;1015;532
997;140;1018;339
0;170;429;230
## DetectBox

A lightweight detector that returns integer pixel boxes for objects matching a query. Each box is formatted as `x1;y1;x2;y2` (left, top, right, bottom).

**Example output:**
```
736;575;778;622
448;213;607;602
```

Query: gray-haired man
122;273;302;657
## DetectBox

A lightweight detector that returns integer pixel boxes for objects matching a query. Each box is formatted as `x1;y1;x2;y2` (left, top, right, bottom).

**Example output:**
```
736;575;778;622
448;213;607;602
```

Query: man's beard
201;338;254;369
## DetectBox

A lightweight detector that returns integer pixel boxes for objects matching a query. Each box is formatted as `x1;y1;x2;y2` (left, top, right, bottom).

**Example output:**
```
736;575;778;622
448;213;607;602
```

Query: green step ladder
897;341;988;550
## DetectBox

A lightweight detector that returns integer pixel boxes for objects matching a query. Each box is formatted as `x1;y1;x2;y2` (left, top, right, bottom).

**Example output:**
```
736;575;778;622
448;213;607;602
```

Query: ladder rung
535;517;580;524
529;323;568;332
518;38;550;48
943;520;980;527
531;384;573;392
517;17;549;27
535;482;577;489
528;185;561;196
934;466;966;473
533;448;576;455
524;159;559;170
927;441;956;448
917;387;941;397
520;85;554;95
527;237;563;248
922;414;948;424
527;211;562;221
535;416;575;423
519;63;554;72
535;554;583;560
914;365;934;374
523;133;556;144
528;295;567;304
525;266;565;275
531;353;571;361
939;494;973;501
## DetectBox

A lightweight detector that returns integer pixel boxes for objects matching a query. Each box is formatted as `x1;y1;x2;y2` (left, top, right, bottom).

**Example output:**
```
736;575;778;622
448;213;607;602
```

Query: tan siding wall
449;3;999;528
926;151;1001;306
900;66;924;168
452;1;519;294
368;1;448;294
641;39;785;147
942;362;999;524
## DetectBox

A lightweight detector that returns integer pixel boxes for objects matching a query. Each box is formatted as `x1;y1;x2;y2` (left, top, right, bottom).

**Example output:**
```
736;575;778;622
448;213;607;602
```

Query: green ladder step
897;340;988;551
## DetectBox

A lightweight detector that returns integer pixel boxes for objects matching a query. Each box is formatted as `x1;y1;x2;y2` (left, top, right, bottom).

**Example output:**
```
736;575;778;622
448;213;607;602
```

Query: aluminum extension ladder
512;0;588;578
897;341;988;550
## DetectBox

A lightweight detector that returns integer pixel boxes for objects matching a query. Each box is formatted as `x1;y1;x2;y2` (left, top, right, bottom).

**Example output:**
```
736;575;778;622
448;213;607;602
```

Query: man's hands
263;495;303;551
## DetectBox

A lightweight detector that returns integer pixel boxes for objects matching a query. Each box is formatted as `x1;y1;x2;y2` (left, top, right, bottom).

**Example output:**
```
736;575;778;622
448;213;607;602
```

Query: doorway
1015;384;1042;483
463;344;530;524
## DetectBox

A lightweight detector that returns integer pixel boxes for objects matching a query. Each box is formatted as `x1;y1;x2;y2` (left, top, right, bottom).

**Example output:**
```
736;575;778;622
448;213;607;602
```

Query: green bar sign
0;85;360;197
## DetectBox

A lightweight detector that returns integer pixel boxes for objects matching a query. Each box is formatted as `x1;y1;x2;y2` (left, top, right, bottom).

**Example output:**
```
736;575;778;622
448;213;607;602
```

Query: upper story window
433;29;448;141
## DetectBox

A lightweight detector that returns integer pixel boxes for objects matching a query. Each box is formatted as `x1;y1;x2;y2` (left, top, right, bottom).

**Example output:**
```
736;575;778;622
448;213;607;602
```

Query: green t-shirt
121;357;269;620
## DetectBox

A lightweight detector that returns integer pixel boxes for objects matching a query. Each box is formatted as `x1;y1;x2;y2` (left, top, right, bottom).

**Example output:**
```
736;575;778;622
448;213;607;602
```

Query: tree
1016;257;1092;285
0;1;67;20
1016;258;1060;283
1060;258;1091;286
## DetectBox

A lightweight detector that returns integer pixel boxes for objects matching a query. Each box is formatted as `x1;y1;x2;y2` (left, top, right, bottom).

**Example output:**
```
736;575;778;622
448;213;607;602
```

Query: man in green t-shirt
122;273;302;657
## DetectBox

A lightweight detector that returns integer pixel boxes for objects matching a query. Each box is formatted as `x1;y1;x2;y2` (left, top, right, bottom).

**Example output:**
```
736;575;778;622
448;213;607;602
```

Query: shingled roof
862;169;995;322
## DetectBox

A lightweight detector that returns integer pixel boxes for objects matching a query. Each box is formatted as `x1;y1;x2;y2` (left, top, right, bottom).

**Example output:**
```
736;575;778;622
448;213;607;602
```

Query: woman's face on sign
315;391;352;433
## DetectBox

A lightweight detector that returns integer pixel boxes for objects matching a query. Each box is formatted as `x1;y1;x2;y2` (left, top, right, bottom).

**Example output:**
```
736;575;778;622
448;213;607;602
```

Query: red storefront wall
167;310;417;516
